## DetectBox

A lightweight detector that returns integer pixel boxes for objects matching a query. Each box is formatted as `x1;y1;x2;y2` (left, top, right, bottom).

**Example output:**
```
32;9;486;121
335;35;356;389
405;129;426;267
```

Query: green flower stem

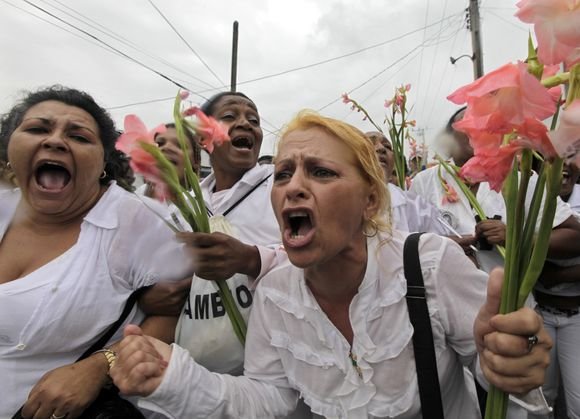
501;161;522;314
541;72;569;89
517;158;563;307
513;152;532;290
436;157;506;257
215;279;247;344
347;98;384;134
518;166;546;284
485;162;520;419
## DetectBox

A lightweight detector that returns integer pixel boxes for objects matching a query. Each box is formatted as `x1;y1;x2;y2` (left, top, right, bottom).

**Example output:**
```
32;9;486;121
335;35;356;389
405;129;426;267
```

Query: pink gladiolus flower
395;93;405;108
441;181;459;204
183;107;230;153
405;83;411;92
460;143;523;192
448;62;557;134
548;100;580;166
116;115;166;154
179;90;190;100
384;99;394;108
341;93;351;104
115;115;169;200
515;0;580;66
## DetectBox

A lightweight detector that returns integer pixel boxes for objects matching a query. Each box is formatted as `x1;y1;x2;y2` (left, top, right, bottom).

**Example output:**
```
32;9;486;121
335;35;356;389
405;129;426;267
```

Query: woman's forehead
278;127;354;163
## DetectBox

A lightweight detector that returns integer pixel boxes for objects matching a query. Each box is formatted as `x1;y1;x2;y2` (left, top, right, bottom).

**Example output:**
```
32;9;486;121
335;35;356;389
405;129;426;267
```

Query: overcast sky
0;0;530;156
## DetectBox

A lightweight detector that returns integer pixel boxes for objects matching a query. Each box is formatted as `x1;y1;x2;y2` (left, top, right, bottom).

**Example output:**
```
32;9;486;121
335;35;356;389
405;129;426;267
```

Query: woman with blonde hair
111;111;551;419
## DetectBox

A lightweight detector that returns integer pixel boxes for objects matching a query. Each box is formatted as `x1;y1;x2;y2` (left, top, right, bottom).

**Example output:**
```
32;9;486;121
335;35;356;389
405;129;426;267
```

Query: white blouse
142;231;492;419
0;184;194;417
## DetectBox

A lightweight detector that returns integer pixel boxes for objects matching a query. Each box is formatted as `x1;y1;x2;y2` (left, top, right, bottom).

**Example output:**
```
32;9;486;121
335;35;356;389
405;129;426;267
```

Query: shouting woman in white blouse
111;111;551;419
0;86;195;419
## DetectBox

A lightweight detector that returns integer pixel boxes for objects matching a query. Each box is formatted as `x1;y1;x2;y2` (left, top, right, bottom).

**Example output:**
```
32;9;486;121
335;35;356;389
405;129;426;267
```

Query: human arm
176;232;262;280
473;268;551;394
138;278;192;316
111;314;298;418
546;215;580;259
538;261;580;288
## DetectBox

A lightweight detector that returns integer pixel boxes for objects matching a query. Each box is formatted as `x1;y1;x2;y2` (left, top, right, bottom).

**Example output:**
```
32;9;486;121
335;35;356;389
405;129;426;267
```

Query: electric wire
20;0;211;101
196;11;465;93
146;0;226;86
37;0;216;90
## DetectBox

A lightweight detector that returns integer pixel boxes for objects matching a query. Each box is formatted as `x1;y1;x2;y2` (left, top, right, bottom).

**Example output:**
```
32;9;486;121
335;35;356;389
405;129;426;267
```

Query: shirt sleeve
420;234;487;360
108;195;195;289
139;284;298;418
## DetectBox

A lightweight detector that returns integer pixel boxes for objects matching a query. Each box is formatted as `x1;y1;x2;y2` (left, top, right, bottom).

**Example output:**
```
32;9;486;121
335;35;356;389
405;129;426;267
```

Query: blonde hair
277;110;391;234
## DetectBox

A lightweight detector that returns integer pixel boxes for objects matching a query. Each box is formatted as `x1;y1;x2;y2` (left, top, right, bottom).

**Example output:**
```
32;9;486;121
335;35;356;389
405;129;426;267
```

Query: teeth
288;211;308;218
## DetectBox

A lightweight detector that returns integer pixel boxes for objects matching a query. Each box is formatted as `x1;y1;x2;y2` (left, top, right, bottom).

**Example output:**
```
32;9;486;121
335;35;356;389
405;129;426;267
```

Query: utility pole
230;21;239;92
468;0;484;79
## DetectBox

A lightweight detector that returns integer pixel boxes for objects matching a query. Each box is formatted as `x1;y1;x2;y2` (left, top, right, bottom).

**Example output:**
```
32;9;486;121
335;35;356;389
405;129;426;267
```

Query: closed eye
25;126;48;134
70;134;90;143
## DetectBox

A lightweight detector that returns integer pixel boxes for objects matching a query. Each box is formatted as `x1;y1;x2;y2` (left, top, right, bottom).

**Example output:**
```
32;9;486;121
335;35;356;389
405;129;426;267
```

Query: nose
234;115;252;130
41;131;69;152
285;170;309;201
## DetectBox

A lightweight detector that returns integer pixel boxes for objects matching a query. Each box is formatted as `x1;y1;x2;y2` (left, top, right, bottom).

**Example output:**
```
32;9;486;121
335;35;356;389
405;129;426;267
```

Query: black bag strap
206;174;272;217
12;288;147;419
403;232;445;419
77;287;147;361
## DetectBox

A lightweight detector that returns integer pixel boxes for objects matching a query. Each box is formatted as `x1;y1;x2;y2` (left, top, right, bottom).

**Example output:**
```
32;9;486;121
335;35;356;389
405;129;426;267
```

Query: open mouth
231;136;254;150
34;162;71;191
288;210;312;238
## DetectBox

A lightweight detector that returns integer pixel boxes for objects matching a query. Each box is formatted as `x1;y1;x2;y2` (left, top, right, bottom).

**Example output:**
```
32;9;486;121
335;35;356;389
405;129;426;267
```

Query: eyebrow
219;99;258;111
22;117;98;136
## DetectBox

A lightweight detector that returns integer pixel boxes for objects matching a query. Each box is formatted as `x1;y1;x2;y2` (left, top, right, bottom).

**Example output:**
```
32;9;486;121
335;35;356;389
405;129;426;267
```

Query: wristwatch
94;348;117;372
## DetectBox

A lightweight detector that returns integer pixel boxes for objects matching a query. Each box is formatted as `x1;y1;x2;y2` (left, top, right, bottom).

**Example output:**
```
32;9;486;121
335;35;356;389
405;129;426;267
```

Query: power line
195;11;464;93
414;0;431;117
20;0;211;101
1;0;125;59
146;0;226;86
486;10;528;33
418;0;450;118
38;0;217;90
318;13;463;113
107;96;175;110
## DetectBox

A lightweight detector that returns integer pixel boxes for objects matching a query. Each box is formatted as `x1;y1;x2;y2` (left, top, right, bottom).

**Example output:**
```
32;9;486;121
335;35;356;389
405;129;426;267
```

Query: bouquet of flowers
446;1;580;417
342;85;416;189
115;92;248;344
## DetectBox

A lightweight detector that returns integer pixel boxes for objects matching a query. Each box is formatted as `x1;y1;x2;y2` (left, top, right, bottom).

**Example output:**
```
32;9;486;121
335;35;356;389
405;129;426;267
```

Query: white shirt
388;183;453;235
142;232;491;419
568;184;580;213
0;184;193;417
410;166;573;235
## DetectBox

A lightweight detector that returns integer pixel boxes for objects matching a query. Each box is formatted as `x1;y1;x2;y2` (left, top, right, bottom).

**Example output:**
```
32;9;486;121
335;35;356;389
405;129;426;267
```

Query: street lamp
449;54;474;64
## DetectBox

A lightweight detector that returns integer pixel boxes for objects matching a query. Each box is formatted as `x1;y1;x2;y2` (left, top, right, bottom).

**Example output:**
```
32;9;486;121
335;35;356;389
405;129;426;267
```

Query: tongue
38;169;69;190
297;218;312;236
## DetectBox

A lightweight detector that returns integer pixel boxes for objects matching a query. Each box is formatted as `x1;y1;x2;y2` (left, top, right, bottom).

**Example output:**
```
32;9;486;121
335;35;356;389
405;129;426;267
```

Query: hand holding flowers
446;2;580;416
116;92;247;344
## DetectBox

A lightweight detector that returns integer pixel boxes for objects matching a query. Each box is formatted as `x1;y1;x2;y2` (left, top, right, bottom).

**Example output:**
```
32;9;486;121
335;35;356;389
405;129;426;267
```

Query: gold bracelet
93;348;117;372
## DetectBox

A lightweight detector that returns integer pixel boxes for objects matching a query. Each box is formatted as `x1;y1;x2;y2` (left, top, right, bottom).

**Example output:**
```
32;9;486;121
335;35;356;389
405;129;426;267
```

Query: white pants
530;308;580;419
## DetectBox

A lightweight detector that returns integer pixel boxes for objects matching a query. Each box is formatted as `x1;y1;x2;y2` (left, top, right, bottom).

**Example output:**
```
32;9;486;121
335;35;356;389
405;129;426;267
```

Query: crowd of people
0;85;579;419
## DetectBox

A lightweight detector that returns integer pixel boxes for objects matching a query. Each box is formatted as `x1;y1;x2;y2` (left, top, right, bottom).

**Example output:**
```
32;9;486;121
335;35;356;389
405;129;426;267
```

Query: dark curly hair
0;85;130;188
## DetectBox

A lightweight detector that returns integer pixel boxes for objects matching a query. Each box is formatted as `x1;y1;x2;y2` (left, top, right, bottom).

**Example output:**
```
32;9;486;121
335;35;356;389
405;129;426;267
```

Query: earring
100;170;107;179
363;218;379;238
5;162;11;170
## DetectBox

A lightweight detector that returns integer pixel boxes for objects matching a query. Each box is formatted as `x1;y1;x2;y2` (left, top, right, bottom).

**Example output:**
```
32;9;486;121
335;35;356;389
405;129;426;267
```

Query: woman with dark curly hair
0;86;195;418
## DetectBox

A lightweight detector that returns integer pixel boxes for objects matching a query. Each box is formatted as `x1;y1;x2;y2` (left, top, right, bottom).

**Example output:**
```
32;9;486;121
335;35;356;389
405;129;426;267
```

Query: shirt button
16;343;26;350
